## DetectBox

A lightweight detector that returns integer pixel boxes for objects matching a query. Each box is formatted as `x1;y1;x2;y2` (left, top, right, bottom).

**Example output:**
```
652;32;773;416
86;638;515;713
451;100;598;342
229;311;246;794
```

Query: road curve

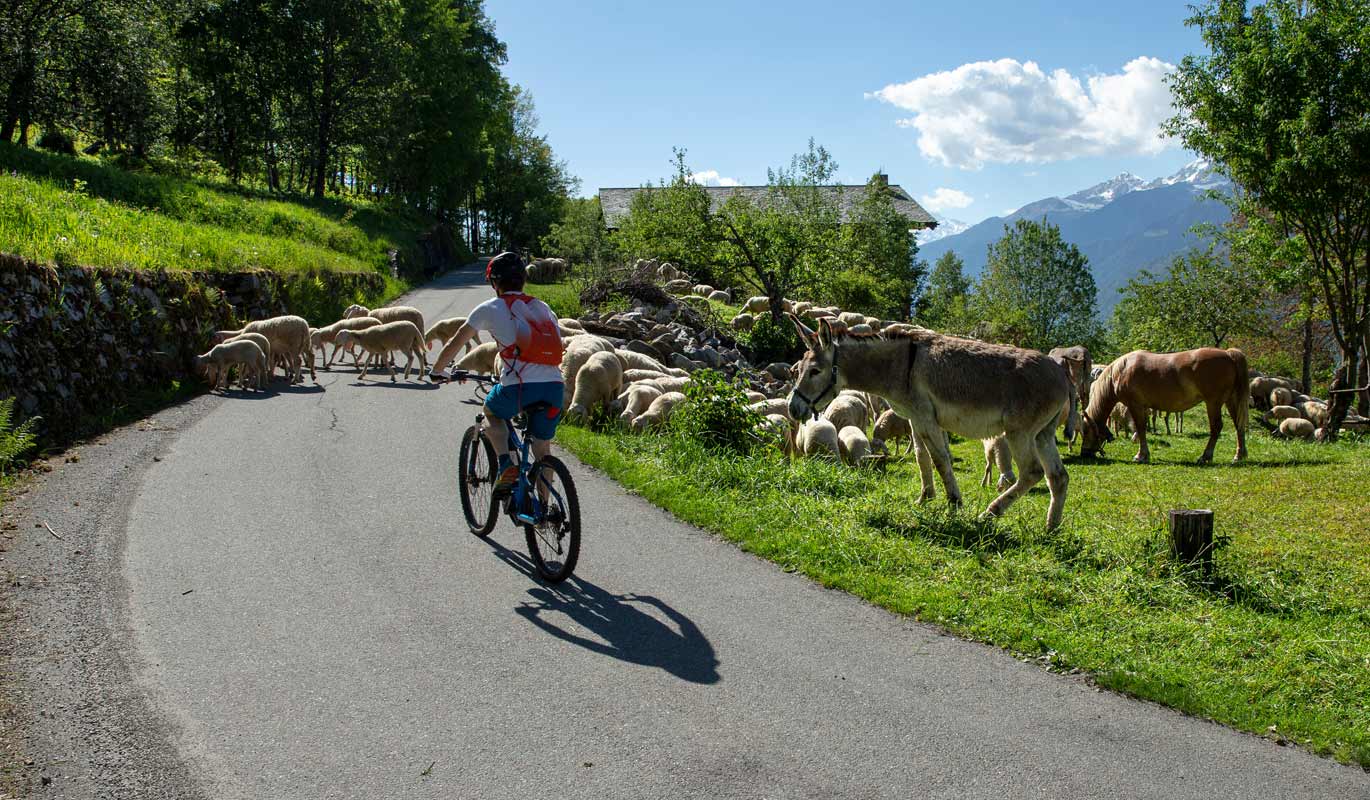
15;266;1370;798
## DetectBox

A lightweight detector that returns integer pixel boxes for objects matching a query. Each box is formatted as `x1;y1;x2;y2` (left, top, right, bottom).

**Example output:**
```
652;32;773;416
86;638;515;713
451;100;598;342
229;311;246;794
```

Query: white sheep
194;339;268;392
559;317;585;332
745;390;767;403
567;351;625;422
612;383;663;424
731;313;755;332
838;425;871;467
1268;404;1304;422
311;316;381;368
615;348;670;374
821;391;869;432
622;368;668;384
221;332;273;389
335;321;428;382
760;413;797;455
561;335;617;408
871;410;913;457
456;341;501;375
749;398;792;420
664;279;693;293
744;296;771;314
837;311;866;328
981;436;1016;492
692;284;715;297
424;317;481;352
1270;387;1295;408
344;305;425;368
645;375;691;395
213;314;311;384
795;417;841;460
1298;400;1329;428
631;391;687;431
707;289;731;303
1278;417;1315;440
848;323;874;335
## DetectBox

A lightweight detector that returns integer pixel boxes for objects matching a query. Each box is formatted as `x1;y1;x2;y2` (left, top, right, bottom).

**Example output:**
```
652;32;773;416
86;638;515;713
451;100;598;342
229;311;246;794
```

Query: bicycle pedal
516;513;537;524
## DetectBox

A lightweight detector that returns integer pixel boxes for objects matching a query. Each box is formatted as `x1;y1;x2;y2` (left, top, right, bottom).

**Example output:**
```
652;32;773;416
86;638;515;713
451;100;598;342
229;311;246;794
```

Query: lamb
612;383;663;424
795;417;841;460
334;321;428;382
981;436;1016;492
194;339;268;393
311;316;381;368
1278;417;1315;440
870;410;913;457
213;314;311;384
821;391;869;432
614;348;670;374
561;335;617;407
455;341;501;375
631;391;687;431
838;425;871;467
423;317;481;352
793;301;813;316
567;351;624;422
220;332;273;389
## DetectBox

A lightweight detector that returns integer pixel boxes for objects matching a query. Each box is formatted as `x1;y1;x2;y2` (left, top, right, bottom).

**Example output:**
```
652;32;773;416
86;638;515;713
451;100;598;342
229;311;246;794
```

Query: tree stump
1168;509;1214;575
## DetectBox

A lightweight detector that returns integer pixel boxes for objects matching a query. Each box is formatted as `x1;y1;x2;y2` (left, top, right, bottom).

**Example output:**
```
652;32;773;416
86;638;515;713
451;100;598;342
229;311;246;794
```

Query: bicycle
441;370;582;583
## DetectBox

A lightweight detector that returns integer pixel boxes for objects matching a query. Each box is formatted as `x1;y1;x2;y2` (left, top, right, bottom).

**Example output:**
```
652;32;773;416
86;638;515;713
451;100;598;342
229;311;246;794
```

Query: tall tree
835;173;925;320
1114;246;1267;351
975;218;1101;352
1167;0;1370;436
921;250;972;331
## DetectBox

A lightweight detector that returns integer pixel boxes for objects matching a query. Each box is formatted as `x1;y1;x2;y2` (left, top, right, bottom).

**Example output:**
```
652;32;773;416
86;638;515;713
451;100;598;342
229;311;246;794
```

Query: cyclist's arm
432;322;480;374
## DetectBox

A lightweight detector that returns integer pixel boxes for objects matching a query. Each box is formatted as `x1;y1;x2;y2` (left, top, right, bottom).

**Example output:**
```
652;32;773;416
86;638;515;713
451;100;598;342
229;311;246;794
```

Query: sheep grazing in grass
631;391;687;432
213;314;311;384
1299;400;1330;428
614;348;669;374
749;398;792;420
707;289;731;304
423;317;481;352
981;436;1016;492
759;413;797;455
334;321;428;382
692;284;715;297
1278;417;1315;440
612;384;663;424
567;351;624;422
731;313;755;332
644;375;691;395
821;391;869;432
871;409;913;457
195;339;269;392
220;332;273;389
795;417;841;460
561;335;617;408
1268;404;1304;422
455;341;500;375
1269;387;1295;408
622;368;667;384
838;425;871;467
744;296;771;314
311;316;381;369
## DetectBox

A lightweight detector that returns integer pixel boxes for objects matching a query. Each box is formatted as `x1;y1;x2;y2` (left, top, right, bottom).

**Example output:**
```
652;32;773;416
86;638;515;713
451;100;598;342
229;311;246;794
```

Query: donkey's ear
817;317;834;348
787;313;817;349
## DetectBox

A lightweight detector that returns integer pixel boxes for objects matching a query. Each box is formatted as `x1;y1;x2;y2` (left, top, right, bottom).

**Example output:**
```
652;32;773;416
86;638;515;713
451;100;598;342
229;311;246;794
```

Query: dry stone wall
0;254;386;441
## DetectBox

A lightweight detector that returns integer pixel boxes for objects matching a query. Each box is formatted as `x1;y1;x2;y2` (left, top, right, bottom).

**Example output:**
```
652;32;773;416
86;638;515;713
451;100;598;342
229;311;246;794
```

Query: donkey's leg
1199;400;1222;463
911;433;937;503
1127;405;1151;463
984;431;1041;520
1034;425;1069;531
913;424;960;508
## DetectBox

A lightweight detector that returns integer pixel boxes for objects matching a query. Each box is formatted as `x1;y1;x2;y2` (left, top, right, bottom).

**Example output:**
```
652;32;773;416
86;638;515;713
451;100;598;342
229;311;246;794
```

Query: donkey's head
786;314;846;420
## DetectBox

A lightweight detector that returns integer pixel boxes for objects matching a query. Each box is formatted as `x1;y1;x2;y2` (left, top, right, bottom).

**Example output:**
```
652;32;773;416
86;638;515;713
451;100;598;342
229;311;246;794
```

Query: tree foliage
1113;246;1267;351
920;250;974;333
974;218;1102;352
1167;0;1370;435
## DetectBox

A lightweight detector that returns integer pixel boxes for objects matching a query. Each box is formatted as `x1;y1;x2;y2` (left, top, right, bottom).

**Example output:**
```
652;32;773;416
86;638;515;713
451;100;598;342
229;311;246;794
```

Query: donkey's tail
1228;348;1250;431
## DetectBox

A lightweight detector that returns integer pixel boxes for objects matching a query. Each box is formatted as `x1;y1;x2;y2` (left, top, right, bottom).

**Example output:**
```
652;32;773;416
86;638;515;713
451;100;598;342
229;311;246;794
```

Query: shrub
0;398;39;475
37;129;76;155
671;369;765;453
740;312;803;365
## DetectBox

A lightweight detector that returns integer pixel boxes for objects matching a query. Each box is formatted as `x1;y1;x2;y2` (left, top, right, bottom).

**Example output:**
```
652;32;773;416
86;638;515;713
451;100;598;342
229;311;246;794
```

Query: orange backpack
499;294;564;368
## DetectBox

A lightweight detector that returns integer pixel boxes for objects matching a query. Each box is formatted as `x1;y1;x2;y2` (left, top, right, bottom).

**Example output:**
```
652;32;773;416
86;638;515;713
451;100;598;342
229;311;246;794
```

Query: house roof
597;183;939;230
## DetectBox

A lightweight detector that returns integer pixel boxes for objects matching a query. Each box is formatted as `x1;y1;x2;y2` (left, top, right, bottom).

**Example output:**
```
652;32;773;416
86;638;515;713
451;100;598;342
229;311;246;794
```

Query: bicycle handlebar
431;369;495;386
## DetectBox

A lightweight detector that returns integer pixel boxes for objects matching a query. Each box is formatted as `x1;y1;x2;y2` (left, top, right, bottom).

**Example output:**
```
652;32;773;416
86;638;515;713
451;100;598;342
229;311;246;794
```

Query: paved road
9;266;1369;798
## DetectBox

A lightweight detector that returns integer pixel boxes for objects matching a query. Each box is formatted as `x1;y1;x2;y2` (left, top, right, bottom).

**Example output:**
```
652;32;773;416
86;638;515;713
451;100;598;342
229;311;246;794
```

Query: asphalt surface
4;266;1368;799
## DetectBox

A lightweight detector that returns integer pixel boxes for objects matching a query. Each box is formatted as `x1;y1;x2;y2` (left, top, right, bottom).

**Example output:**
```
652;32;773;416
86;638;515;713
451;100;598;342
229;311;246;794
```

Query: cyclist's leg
523;382;564;502
482;383;521;493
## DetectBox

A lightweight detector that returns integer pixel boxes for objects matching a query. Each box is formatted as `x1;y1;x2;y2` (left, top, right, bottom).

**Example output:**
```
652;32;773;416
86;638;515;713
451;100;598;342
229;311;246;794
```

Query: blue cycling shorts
484;381;563;441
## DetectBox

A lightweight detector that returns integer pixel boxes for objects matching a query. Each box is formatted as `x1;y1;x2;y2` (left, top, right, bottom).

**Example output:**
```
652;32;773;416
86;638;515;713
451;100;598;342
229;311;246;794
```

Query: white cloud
920;187;974;213
869;57;1177;169
688;170;741;187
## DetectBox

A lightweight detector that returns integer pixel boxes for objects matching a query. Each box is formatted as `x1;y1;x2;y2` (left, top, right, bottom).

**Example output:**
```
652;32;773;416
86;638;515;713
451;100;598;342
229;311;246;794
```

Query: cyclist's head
485;251;526;293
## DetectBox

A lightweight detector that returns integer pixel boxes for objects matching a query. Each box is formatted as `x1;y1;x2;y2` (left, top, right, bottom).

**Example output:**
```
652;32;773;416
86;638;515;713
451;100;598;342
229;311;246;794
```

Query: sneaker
491;464;519;498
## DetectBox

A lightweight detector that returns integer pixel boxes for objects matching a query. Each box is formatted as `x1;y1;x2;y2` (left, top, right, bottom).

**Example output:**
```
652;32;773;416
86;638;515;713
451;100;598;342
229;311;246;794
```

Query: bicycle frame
461;372;566;529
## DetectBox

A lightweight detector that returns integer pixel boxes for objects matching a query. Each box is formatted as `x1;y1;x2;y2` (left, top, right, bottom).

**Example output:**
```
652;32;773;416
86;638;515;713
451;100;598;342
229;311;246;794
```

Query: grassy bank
557;418;1370;767
0;143;433;277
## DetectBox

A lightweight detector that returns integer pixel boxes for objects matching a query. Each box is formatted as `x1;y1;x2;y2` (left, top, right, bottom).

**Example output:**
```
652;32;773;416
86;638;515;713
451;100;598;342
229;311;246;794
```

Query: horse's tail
1228;348;1250;431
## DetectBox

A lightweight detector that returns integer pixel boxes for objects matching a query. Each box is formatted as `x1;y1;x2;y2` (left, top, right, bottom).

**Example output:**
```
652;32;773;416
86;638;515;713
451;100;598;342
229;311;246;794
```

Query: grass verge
557;417;1370;767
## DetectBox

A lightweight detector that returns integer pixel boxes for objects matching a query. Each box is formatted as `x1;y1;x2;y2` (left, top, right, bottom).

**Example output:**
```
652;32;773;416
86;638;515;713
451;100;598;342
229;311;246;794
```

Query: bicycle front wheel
523;456;581;583
458;425;498;538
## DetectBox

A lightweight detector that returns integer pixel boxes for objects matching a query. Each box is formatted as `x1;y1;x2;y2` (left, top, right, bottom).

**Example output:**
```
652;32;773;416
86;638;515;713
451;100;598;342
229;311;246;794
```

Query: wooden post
1168;509;1214;575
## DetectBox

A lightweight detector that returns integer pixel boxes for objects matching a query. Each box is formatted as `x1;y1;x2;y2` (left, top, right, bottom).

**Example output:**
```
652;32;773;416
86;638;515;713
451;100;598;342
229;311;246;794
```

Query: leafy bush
671;369;765;453
37;129;76;155
0;398;39;474
740;312;802;365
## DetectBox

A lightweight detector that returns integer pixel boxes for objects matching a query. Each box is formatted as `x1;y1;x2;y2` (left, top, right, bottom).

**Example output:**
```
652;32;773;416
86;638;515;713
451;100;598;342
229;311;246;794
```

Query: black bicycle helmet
485;251;526;284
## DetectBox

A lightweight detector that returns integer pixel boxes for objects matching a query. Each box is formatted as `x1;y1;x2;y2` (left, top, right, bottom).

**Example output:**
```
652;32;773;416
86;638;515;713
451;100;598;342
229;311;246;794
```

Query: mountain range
916;159;1232;311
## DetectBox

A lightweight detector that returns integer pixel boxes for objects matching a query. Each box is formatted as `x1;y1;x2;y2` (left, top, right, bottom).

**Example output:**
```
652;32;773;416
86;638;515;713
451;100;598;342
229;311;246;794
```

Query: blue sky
486;0;1207;225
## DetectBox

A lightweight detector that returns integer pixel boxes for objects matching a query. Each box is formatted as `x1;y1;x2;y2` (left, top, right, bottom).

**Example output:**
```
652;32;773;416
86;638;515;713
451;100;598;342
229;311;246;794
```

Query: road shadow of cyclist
490;543;720;684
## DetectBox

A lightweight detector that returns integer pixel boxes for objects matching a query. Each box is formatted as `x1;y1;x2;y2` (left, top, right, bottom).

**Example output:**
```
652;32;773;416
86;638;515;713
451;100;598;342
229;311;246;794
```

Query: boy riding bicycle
430;252;564;498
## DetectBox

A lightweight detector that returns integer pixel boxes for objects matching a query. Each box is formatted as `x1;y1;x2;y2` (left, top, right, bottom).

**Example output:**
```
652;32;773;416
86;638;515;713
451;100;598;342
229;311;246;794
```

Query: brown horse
787;316;1072;530
1081;348;1249;464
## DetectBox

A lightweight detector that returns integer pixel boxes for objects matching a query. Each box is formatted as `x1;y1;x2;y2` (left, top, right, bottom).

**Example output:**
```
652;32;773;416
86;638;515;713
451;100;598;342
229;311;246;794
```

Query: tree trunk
1301;315;1313;394
1168;509;1215;576
1359;336;1369;417
1326;338;1363;439
312;49;334;201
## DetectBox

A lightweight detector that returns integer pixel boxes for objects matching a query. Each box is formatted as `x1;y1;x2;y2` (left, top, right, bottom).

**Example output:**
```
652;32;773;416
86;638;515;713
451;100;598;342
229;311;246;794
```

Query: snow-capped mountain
917;159;1233;311
916;214;971;245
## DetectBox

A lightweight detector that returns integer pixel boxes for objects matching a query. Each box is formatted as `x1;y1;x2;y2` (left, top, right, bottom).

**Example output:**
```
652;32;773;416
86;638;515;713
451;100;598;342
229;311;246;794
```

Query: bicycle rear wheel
523;456;581;583
458;425;498;537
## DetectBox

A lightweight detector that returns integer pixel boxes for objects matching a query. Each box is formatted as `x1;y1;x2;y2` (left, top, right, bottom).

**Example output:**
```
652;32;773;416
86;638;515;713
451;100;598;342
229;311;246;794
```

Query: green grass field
0;143;430;276
556;415;1370;767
